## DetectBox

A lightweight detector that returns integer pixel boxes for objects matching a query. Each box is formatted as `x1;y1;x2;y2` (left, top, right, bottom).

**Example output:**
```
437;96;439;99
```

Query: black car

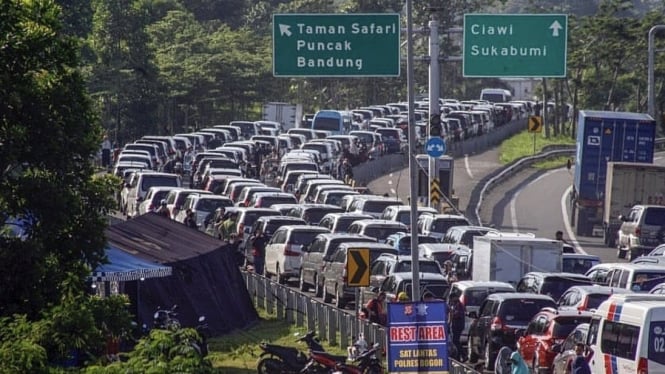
467;292;556;370
515;272;594;301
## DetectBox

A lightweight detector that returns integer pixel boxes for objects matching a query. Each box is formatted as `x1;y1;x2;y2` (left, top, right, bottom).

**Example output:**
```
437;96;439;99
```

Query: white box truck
262;102;300;131
603;162;665;247
472;233;563;286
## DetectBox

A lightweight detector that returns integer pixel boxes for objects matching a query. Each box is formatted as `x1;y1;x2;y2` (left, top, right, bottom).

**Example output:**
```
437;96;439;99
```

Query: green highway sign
463;14;567;78
273;13;400;77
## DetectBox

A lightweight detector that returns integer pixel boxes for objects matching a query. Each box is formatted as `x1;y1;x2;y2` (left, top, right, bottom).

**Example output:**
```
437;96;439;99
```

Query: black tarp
105;213;258;336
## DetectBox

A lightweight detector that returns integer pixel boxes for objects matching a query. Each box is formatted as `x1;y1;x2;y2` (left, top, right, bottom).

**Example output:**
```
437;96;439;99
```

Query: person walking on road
448;293;466;362
248;227;268;275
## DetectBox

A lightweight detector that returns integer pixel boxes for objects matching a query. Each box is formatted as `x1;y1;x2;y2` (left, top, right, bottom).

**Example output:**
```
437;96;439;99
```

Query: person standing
183;209;197;229
248;227;268;275
569;343;591;374
509;351;529;374
365;292;386;325
155;200;170;218
447;293;466;362
101;135;112;169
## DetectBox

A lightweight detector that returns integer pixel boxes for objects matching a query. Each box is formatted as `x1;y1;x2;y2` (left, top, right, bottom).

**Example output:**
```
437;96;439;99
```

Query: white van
587;294;665;373
605;263;665;293
126;171;182;218
479;88;512;103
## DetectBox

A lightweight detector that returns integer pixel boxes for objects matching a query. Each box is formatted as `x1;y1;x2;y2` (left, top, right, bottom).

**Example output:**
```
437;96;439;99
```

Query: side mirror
369;286;379;293
467;311;478;319
301;244;310;253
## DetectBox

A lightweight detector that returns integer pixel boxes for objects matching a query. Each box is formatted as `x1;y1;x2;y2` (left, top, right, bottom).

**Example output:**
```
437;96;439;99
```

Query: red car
517;308;592;373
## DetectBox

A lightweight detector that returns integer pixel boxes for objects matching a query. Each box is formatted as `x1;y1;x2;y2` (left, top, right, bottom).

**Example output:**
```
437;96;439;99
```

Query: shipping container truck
472;233;563;286
571;111;656;237
603;162;665;247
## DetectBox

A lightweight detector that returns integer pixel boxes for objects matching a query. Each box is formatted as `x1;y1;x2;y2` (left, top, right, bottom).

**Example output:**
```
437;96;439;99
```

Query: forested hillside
58;0;665;143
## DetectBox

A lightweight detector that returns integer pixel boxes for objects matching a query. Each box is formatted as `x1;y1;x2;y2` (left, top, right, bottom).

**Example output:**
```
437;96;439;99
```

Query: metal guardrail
242;270;482;374
473;137;665;226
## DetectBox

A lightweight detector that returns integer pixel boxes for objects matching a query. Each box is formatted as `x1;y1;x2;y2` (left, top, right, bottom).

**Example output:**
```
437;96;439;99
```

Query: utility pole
428;15;441;212
648;25;665;120
406;0;420;302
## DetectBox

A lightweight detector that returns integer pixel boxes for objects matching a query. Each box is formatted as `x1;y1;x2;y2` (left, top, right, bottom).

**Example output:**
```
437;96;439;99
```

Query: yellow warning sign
528;115;543;133
430;178;441;207
347;248;370;287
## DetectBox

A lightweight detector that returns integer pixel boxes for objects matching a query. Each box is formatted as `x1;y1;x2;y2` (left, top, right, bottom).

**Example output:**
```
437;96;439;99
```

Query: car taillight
638;357;648;374
342;267;347;283
635;227;641;237
459;294;466;308
490;316;508;331
283;245;299;256
577;296;589;311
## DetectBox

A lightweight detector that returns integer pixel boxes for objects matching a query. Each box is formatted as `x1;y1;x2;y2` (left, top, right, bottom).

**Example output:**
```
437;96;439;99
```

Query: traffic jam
110;99;665;374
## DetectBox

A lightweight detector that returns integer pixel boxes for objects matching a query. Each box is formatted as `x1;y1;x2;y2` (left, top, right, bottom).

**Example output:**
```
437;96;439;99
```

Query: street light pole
648;25;665;119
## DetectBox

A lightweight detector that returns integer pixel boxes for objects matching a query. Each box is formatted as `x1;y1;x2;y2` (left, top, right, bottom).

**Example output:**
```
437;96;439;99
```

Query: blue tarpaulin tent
91;246;172;282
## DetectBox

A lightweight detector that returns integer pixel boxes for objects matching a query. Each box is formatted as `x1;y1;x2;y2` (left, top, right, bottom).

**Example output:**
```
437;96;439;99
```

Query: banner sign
386;301;449;373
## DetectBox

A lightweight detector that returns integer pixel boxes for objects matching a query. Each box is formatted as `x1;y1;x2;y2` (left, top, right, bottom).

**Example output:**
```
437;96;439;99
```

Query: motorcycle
153;304;181;330
257;331;341;374
193;315;209;357
301;343;383;374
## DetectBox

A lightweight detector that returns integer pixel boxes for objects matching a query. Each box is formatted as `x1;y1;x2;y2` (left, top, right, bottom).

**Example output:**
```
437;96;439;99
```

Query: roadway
480;154;665;264
367;148;503;215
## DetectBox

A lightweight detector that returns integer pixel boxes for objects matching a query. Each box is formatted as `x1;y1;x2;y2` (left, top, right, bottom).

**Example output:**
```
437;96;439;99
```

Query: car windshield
433;219;470;233
563;258;599;274
197;198;231;212
364;226;405;241
552;317;591;338
463;289;513;307
405;281;448;299
304;208;342;224
430;252;456;266
644;208;665;225
289;231;323;246
265;220;303;235
243;211;280;227
500;299;556;325
398;236;438;252
540;277;593;300
394;261;441;274
632;272;665;292
141;175;179;190
587;293;613;310
259;196;297;207
364;200;398;214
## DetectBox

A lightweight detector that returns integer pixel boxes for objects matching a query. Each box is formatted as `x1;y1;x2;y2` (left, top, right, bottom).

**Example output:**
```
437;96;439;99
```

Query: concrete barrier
354;118;528;188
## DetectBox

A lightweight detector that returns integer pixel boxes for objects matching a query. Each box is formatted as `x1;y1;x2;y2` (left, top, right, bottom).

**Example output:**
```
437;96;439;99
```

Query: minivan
264;225;330;284
126;172;181;218
321;242;396;308
605;263;665;292
617;204;665;261
587;294;665;373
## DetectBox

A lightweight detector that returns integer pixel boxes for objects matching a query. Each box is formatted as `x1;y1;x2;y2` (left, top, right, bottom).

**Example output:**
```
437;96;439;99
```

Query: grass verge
208;310;346;373
499;128;575;165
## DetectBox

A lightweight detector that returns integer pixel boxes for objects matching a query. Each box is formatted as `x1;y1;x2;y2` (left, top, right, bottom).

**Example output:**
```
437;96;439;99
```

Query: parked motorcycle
302;343;383;374
257;331;339;374
193;315;209;357
153;304;181;330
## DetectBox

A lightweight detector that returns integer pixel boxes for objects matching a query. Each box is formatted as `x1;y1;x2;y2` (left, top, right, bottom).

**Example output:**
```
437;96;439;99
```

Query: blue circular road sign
426;137;446;158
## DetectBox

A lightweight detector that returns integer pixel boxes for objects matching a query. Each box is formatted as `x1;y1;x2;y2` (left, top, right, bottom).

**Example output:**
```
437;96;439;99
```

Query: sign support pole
406;0;420;302
428;18;440;212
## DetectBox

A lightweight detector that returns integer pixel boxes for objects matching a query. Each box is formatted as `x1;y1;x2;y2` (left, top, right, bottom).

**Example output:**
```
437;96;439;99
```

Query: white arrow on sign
427;144;443;152
549;20;562;37
279;24;292;37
